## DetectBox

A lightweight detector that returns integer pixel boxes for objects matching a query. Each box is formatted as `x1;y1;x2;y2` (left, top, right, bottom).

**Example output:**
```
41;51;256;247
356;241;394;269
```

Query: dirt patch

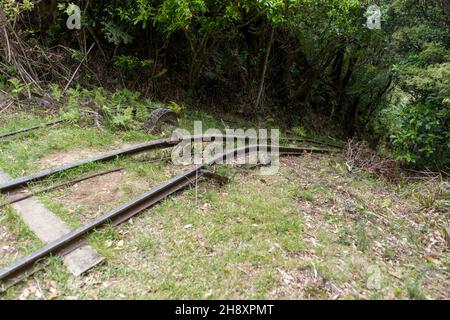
37;149;100;169
36;142;135;169
55;171;151;221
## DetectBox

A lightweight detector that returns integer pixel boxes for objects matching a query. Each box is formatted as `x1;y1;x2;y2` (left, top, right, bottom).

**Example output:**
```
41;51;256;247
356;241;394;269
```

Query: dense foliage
0;0;449;169
382;0;450;168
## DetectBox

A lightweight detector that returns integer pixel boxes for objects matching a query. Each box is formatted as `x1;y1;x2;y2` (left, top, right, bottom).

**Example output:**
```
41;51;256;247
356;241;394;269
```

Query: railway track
0;134;338;193
0;133;335;290
0;119;64;140
0;134;259;192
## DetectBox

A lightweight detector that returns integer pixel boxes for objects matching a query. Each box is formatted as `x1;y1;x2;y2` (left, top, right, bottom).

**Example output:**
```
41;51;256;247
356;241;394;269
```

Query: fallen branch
140;156;172;164
0;101;13;114
62;43;95;95
0;119;65;140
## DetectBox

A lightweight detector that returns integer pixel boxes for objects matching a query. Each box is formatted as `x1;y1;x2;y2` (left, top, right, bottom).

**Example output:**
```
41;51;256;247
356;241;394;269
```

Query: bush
391;99;450;169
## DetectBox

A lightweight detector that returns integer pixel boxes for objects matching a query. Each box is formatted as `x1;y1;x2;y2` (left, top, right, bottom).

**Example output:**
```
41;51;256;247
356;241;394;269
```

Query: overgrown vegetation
0;0;449;169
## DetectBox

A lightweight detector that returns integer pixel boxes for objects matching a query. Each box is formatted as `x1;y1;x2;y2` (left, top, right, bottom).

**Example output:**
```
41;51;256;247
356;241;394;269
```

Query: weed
292;189;315;202
355;219;370;252
406;281;426;300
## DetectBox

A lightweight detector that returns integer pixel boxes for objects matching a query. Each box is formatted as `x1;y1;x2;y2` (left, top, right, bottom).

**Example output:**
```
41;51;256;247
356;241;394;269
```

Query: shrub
391;100;450;169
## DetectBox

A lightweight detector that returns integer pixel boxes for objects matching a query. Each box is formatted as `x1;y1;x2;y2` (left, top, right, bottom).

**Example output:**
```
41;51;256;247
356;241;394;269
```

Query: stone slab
0;169;103;276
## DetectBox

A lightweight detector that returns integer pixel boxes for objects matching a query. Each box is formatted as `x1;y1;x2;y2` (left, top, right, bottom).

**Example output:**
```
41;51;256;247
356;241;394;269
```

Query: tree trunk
254;27;274;111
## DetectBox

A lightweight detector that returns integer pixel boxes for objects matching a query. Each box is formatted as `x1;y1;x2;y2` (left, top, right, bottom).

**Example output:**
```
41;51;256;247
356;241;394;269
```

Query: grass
0;205;43;269
0;109;449;300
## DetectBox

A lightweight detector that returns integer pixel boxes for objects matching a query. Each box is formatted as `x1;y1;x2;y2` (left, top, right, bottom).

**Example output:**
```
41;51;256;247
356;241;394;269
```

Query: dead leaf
114;240;124;250
426;256;443;266
19;288;30;300
201;203;211;211
48;286;59;300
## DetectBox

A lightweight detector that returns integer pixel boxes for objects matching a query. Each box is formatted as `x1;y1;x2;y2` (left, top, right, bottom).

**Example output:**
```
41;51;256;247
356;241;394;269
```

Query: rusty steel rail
0;138;175;193
0;167;124;209
0;134;331;193
281;137;344;149
0;135;237;192
0;144;332;289
0;119;64;140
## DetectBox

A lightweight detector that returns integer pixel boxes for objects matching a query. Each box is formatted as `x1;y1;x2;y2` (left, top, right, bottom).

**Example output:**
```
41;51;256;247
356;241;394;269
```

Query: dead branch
63;43;96;94
0;100;14;114
344;139;400;181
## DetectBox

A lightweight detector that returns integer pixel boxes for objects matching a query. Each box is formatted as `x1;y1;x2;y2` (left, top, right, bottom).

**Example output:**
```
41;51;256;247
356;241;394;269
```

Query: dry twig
344;139;400;181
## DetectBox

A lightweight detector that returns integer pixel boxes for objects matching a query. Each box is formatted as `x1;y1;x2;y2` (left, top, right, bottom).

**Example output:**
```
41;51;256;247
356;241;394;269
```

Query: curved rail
0;144;332;289
0;135;332;192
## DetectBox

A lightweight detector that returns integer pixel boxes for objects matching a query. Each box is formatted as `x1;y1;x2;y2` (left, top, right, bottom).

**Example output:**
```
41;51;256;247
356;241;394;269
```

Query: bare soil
36;149;100;169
